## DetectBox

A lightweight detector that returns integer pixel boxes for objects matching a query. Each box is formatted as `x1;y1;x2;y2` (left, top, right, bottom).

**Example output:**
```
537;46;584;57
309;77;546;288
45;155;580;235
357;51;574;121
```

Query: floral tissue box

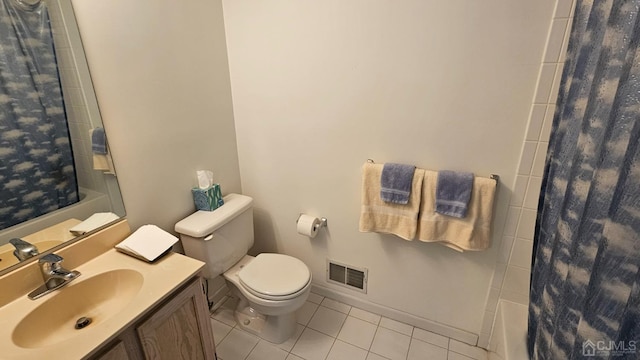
192;184;224;211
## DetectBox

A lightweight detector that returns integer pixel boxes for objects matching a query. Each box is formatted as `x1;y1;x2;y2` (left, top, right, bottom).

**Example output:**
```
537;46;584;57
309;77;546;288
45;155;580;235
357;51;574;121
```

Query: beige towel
92;153;116;175
417;171;496;251
359;163;424;240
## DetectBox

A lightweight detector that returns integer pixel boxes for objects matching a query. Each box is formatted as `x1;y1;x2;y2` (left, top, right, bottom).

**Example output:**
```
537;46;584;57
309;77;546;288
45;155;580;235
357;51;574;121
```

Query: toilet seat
238;253;311;301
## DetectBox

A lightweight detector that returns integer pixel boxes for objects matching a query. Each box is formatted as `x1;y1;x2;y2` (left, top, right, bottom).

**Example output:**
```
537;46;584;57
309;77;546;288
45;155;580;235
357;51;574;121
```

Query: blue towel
91;127;107;155
435;170;474;218
380;163;416;204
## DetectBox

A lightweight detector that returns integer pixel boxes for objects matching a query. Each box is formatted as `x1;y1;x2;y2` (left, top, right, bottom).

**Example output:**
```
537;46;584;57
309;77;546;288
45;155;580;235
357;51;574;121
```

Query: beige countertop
0;221;204;359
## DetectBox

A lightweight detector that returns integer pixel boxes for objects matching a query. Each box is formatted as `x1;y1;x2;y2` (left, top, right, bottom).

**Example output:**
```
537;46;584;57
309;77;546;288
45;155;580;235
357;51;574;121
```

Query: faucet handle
29;253;80;300
39;253;64;265
9;238;39;261
9;238;31;247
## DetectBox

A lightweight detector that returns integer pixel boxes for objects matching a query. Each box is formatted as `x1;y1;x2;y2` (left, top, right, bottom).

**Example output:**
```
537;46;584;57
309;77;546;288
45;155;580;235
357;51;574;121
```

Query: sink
12;269;143;349
0;222;206;360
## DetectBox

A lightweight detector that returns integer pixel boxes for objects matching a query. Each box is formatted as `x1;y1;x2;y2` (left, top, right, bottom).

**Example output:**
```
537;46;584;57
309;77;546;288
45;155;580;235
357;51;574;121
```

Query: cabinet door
137;277;216;360
94;341;131;360
91;327;144;360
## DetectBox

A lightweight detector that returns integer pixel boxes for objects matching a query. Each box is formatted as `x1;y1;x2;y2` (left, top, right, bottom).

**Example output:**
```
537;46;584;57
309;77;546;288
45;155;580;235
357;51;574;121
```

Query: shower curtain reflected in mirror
0;0;78;229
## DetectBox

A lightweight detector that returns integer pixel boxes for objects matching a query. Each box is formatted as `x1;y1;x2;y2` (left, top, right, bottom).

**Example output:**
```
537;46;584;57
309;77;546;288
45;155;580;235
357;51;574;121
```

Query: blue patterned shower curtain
0;0;78;229
528;1;640;359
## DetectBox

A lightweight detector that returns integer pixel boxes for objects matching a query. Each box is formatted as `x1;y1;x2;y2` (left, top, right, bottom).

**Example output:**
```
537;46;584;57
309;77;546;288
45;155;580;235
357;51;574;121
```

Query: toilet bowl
223;254;311;343
175;193;312;344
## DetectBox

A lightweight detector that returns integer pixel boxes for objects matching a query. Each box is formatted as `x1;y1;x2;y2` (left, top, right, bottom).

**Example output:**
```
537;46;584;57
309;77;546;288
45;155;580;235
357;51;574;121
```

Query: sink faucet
9;238;39;261
28;253;81;300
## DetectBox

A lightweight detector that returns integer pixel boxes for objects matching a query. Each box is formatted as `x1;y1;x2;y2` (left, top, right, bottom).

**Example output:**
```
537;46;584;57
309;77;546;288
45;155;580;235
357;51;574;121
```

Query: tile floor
210;292;488;360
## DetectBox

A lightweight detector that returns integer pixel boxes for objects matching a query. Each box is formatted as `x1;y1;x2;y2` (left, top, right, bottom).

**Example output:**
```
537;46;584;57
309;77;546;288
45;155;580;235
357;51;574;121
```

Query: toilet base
234;298;296;344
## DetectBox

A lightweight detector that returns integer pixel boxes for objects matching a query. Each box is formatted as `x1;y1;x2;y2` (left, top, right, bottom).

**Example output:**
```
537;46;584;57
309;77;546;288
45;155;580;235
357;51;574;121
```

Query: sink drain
75;317;92;330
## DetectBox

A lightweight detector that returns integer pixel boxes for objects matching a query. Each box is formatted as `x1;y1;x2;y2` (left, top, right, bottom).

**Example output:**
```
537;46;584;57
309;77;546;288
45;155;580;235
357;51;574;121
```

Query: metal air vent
327;260;367;293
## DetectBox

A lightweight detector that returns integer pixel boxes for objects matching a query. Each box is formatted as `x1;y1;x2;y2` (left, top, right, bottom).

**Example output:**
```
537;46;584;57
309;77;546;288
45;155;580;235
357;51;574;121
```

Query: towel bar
366;159;500;185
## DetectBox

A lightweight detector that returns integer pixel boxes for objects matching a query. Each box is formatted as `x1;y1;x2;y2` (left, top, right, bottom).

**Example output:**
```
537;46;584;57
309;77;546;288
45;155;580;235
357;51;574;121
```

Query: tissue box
192;184;224;211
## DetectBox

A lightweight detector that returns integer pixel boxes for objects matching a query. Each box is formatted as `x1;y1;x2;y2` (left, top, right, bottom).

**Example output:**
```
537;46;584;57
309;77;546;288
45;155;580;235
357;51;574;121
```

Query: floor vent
327;260;367;293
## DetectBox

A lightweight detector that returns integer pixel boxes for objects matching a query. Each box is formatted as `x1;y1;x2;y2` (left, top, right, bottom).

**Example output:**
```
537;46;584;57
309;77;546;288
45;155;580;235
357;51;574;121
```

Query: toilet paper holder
296;214;328;231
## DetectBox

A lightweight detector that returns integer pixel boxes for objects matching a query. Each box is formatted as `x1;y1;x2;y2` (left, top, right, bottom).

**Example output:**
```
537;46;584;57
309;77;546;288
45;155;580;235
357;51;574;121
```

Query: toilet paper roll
297;214;321;238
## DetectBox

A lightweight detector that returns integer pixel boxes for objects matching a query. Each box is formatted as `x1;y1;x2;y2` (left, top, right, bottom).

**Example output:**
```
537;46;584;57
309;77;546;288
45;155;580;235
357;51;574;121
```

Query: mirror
0;0;125;275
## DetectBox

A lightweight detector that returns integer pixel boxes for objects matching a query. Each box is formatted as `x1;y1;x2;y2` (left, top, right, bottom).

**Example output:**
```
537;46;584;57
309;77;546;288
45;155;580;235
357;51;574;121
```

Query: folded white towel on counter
115;225;178;262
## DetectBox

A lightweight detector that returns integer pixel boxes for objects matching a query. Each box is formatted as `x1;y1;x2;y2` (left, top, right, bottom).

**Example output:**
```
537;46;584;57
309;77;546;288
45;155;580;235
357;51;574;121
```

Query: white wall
70;0;242;231
485;0;576;349
499;0;575;307
224;0;555;335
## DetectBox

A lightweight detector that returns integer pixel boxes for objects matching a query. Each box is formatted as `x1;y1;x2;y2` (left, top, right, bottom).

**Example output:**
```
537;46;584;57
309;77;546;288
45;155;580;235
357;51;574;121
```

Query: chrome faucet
9;238;39;261
28;253;81;300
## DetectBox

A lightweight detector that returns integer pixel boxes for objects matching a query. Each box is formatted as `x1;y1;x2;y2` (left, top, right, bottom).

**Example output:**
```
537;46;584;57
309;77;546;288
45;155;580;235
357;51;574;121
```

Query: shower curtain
0;0;78;229
528;1;640;359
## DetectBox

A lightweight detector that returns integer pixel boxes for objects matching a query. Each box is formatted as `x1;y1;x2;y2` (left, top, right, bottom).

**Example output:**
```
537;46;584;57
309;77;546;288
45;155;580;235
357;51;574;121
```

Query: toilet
175;193;312;344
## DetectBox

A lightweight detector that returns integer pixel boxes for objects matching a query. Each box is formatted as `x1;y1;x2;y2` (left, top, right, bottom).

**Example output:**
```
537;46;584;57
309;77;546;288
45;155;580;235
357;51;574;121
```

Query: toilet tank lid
174;193;253;238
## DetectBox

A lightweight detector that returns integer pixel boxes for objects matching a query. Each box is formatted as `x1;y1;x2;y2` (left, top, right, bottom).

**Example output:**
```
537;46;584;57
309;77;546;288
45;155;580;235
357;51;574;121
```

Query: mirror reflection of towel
91;127;107;154
89;128;116;175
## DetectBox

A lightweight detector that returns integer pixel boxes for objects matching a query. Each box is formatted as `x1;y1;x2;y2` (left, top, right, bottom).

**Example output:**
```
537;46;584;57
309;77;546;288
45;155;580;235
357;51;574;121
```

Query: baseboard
311;283;479;346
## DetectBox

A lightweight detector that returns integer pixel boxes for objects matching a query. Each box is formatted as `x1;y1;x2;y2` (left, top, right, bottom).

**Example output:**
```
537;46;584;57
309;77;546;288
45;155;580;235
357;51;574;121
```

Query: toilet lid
238;253;310;299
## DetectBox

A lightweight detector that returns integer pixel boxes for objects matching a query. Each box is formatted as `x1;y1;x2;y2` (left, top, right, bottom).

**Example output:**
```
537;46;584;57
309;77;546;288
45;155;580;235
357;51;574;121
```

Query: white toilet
175;193;312;344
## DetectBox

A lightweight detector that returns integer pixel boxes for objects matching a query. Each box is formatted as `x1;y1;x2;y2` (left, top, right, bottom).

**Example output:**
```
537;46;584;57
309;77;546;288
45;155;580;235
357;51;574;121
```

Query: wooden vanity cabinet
94;340;131;360
92;327;142;360
91;276;216;360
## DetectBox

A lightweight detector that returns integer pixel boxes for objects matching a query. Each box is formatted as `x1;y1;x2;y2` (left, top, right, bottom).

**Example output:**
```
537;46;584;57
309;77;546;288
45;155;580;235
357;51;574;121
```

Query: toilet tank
175;193;254;278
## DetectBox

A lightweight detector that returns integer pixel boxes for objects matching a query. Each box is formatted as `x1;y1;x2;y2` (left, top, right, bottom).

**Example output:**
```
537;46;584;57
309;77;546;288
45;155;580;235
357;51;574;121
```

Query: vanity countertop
0;229;204;359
